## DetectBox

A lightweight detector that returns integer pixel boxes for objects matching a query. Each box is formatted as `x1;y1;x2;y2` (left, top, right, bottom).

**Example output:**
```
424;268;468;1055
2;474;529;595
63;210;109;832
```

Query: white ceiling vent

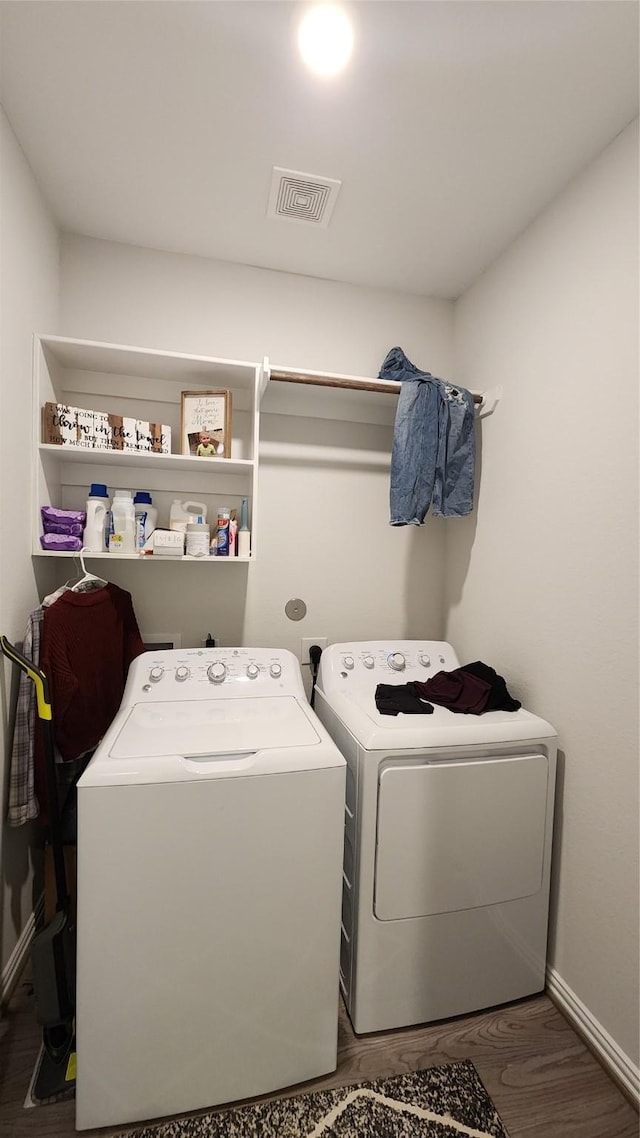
267;167;341;228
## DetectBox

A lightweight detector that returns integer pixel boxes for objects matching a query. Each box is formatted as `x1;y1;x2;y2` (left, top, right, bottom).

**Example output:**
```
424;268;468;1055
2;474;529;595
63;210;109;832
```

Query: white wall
0;108;59;979
59;236;454;658
449;122;639;1072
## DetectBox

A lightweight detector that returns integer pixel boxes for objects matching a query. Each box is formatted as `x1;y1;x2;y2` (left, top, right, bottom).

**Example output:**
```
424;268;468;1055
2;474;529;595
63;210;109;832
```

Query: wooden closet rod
270;369;483;405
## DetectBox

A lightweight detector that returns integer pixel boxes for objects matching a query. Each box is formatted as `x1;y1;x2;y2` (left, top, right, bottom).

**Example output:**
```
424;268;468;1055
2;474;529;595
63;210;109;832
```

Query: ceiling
0;1;637;299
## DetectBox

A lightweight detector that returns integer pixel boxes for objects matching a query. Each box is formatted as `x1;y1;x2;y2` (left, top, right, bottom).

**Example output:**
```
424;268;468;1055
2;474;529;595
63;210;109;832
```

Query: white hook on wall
477;385;503;418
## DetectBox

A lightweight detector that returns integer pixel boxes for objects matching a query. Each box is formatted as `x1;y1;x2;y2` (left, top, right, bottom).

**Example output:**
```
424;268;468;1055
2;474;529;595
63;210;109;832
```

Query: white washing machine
75;647;346;1131
314;640;557;1036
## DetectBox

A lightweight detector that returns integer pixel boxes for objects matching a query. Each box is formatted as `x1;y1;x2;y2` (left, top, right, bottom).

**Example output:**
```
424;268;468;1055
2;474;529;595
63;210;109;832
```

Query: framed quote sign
180;390;232;458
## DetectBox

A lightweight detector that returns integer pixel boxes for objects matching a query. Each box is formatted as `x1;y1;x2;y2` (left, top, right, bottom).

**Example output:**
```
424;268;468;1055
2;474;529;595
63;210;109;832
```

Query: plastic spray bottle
238;497;250;558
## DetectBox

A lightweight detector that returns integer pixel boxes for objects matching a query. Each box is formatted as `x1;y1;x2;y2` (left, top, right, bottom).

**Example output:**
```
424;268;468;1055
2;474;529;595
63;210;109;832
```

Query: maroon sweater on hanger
35;584;144;822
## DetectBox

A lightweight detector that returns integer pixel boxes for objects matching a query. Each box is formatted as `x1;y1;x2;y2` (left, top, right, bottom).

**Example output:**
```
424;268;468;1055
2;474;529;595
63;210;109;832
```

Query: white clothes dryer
75;647;345;1131
314;641;557;1036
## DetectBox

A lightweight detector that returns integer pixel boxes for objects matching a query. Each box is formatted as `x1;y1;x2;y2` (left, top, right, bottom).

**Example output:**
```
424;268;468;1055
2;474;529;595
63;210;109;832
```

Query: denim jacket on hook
379;346;475;524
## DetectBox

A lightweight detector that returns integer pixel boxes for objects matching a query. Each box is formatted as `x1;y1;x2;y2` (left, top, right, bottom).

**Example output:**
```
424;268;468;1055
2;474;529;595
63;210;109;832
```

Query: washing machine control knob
149;666;164;683
343;655;355;670
207;662;226;684
246;663;259;679
175;666;190;682
363;655;375;669
269;662;282;678
419;654;431;668
388;652;406;671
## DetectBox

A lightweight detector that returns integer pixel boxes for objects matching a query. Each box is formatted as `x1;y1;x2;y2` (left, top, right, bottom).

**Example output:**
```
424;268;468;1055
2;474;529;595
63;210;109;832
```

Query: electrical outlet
301;636;327;665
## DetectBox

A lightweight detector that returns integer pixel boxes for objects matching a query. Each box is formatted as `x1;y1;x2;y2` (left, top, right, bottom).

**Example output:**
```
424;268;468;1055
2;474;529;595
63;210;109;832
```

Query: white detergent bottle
109;489;136;553
133;491;158;549
84;483;109;552
169;500;207;533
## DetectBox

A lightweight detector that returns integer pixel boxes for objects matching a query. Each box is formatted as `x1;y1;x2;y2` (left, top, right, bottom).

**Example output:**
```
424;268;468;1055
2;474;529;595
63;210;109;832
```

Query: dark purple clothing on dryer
407;660;519;710
410;668;489;714
410;661;521;715
458;661;521;712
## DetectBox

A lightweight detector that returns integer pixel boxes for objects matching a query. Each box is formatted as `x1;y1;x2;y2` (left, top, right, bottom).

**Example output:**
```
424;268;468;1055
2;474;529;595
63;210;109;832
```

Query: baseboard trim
546;965;639;1107
0;895;44;1010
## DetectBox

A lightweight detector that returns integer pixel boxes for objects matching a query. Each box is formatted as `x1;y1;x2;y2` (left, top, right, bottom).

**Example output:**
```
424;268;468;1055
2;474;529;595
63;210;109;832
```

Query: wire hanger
65;549;108;592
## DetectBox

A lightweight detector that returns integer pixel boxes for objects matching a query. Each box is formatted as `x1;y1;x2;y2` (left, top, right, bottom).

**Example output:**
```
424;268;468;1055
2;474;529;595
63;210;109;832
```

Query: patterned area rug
117;1060;510;1138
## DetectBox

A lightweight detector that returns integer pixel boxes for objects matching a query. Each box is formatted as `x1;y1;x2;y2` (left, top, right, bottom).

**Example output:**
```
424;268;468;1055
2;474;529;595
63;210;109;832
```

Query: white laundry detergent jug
133;491;158;549
169;500;208;533
84;483;109;552
109;490;136;553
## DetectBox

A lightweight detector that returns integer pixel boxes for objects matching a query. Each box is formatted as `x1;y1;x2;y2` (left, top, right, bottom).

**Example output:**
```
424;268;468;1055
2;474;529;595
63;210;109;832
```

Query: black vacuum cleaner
1;635;76;1100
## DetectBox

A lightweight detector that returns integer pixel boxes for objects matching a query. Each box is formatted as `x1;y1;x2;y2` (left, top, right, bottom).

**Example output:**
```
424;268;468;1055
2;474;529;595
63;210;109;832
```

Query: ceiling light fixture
298;5;354;77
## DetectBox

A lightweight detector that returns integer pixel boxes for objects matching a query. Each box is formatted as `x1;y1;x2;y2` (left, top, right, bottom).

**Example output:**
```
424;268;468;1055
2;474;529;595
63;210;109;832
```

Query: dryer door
374;753;549;920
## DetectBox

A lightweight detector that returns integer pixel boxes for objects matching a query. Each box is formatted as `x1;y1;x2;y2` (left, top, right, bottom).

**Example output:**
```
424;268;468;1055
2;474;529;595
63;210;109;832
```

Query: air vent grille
267;167;341;228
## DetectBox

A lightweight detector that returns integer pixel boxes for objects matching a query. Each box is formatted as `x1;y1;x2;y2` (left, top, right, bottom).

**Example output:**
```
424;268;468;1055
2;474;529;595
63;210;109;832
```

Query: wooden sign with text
42;403;171;454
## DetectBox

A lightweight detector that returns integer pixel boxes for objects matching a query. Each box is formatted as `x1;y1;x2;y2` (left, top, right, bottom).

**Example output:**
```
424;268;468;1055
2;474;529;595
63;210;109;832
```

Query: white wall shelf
33;334;261;562
33;337;498;562
37;443;255;478
35;550;252;564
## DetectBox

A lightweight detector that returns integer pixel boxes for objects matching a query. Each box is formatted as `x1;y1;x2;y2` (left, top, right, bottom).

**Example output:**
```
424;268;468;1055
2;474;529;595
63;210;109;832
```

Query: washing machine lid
319;689;556;749
112;695;320;756
79;696;345;787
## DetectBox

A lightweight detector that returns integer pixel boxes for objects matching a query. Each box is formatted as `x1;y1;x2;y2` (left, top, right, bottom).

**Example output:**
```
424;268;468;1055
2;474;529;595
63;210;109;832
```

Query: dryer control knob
175;666;190;682
207;662;226;684
343;655;355;669
388;652;406;671
363;655;375;669
269;662;282;678
246;663;259;679
149;666;164;683
419;654;431;668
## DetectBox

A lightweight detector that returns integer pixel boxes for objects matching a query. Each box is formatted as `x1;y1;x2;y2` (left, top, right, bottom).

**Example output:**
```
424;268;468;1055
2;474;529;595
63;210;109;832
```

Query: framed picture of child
180;390;232;458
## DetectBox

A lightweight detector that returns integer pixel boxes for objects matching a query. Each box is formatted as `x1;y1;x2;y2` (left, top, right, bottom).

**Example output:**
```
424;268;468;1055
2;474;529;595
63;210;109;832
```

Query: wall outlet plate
301;637;327;664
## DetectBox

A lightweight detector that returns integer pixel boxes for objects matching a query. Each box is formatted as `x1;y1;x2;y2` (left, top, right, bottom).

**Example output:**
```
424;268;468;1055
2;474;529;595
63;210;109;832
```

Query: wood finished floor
0;975;637;1138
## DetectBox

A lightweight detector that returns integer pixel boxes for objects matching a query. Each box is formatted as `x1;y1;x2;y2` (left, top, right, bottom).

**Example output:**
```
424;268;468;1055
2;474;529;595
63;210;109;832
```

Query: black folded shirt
375;683;434;716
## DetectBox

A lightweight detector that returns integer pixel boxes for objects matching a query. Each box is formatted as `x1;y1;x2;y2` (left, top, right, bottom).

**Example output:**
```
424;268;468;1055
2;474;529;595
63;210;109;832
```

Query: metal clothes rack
265;366;503;418
0;635;76;1099
269;368;484;404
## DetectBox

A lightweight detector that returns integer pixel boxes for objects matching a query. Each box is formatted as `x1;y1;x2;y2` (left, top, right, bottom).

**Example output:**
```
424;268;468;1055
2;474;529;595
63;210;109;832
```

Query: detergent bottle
84;483;109;552
133;491;158;549
109;490;136;554
169;500;208;533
